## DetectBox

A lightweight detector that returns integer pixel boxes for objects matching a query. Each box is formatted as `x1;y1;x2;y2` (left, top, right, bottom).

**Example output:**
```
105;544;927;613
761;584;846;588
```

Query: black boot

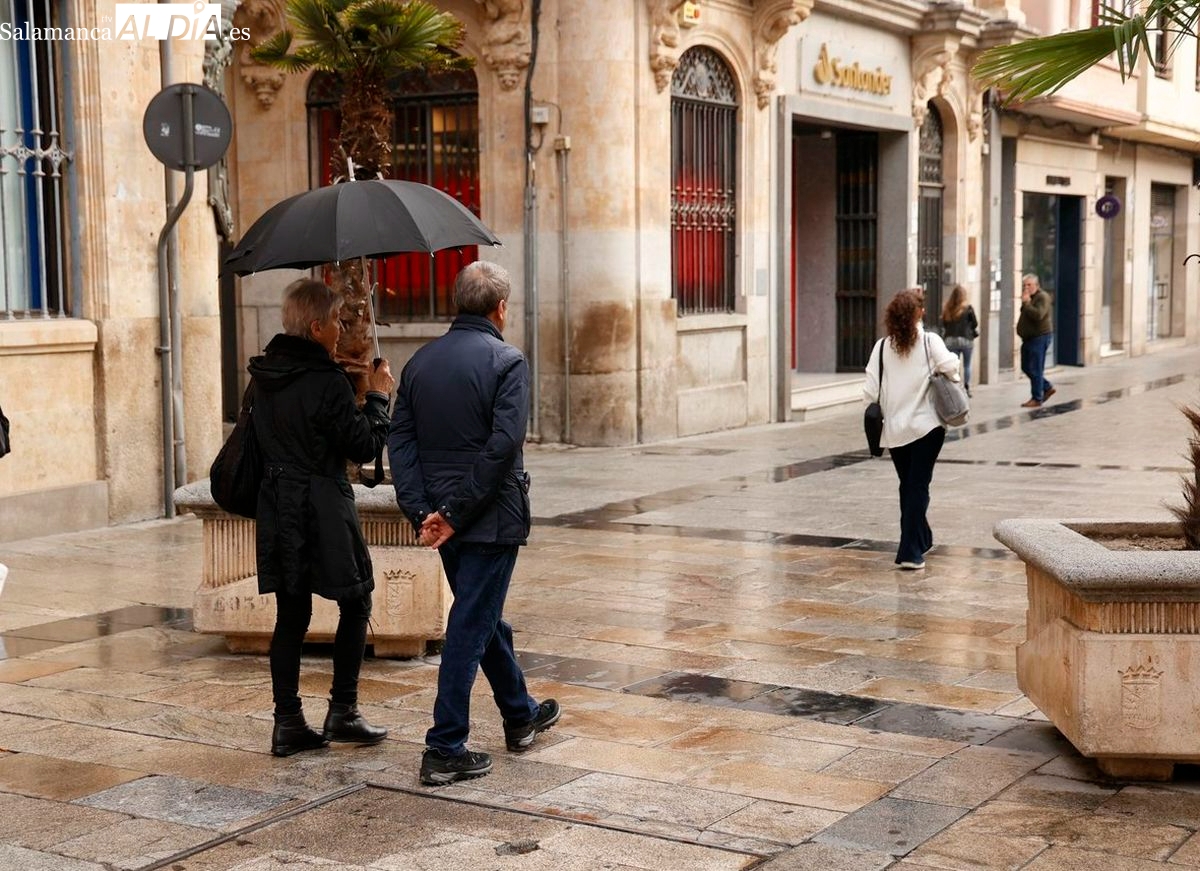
271;712;329;757
323;702;387;745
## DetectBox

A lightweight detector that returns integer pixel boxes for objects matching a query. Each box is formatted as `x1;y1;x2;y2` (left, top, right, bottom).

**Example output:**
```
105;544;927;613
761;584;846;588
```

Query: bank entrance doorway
792;125;879;373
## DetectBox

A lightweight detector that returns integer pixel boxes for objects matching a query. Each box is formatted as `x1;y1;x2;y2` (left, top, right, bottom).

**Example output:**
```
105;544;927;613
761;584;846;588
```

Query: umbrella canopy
223;179;501;276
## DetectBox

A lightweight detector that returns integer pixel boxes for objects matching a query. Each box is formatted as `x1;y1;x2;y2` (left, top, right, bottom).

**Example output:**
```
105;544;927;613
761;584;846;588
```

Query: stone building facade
2;0;1198;539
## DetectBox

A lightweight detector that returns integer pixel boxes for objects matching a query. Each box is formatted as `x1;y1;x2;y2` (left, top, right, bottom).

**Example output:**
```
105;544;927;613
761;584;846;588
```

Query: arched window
671;47;738;315
917;101;944;326
307;67;480;320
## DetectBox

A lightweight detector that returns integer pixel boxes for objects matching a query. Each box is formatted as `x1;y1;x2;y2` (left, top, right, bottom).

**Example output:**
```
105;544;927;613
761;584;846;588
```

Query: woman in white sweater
863;288;961;570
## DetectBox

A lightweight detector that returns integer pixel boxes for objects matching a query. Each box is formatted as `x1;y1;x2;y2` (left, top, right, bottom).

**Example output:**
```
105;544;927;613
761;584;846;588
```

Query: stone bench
995;518;1200;780
174;481;449;658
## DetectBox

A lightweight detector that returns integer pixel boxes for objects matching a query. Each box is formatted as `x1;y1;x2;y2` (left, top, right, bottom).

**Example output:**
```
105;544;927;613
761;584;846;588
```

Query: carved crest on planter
473;0;530;91
912;48;952;126
1119;661;1163;730
233;0;286;109
752;0;812;109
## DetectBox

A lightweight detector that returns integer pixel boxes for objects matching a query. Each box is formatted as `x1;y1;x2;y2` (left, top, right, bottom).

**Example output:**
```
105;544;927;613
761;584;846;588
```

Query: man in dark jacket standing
389;261;560;786
1017;273;1056;408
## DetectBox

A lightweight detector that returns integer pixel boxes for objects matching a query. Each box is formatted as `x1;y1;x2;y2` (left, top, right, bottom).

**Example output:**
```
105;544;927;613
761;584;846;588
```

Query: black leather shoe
323;702;388;745
271;712;329;757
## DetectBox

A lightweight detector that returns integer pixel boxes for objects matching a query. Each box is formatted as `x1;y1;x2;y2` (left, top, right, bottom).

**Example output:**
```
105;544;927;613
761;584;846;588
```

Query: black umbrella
223;179;501;276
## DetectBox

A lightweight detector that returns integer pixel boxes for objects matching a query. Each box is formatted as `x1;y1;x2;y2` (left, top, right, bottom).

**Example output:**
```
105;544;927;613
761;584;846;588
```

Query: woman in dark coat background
249;278;395;756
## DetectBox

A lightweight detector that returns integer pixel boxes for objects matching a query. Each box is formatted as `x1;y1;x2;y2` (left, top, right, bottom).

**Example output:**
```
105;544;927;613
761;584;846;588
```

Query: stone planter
174;481;450;658
995;518;1200;780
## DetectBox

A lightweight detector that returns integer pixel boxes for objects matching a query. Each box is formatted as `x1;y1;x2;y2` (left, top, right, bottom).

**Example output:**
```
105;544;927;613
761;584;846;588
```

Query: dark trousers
426;540;538;756
270;590;371;716
889;427;946;564
1020;333;1054;401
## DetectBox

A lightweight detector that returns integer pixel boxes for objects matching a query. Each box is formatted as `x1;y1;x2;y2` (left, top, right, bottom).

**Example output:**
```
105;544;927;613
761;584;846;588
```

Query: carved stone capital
648;0;687;92
912;48;952;125
473;0;530;91
752;0;813;109
233;0;286;109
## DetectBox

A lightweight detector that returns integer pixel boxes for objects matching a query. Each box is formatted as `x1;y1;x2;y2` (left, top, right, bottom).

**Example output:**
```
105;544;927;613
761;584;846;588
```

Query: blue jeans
426;540;538;756
954;345;973;390
889;427;945;564
1020;333;1054;401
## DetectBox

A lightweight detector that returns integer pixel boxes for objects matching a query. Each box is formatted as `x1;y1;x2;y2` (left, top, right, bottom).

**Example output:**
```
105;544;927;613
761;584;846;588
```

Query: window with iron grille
671;46;738;316
0;0;73;319
307;66;480;321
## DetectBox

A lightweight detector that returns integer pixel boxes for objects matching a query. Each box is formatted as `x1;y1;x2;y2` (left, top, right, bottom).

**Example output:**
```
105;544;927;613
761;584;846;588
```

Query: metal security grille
0;0;72;318
307;67;480;320
671;47;738;316
835;132;878;371
917;103;944;327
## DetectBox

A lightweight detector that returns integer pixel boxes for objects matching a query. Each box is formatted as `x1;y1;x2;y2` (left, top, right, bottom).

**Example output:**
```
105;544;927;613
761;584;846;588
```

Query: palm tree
251;0;468;392
974;1;1200;102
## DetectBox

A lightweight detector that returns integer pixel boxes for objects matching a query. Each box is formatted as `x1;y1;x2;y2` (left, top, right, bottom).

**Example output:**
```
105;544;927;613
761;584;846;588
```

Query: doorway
1100;177;1127;351
917;103;945;328
1022;192;1083;366
1149;184;1176;341
791;126;879;372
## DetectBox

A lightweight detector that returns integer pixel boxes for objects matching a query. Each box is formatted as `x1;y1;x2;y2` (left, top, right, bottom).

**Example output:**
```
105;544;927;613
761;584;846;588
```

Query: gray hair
454;261;511;316
1021;273;1040;288
281;278;341;338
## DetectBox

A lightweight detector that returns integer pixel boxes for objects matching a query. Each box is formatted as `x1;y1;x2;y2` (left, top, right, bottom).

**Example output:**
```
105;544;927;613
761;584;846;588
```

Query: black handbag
0;404;9;458
209;380;263;518
864;339;884;457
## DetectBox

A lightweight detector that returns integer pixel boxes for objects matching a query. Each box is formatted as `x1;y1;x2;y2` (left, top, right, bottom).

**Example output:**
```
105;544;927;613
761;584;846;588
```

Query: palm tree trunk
330;70;394;399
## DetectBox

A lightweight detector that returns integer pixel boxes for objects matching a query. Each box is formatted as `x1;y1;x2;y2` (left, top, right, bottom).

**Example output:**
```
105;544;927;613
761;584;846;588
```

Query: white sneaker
898;561;925;570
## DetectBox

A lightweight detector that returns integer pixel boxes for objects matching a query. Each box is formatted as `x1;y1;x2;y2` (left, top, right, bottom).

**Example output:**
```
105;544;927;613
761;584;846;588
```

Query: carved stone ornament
966;78;983;142
648;0;688;92
233;0;286;109
473;0;530;91
912;48;952;125
752;0;813;109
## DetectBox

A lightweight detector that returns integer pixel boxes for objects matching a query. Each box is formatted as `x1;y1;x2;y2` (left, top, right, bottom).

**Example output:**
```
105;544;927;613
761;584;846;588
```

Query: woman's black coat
248;334;389;600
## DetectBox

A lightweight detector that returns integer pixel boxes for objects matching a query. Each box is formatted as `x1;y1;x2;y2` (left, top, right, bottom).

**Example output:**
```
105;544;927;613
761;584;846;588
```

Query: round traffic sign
143;83;232;171
1095;194;1122;220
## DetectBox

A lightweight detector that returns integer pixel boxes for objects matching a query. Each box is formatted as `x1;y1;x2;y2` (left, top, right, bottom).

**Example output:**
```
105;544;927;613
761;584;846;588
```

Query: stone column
553;2;650;445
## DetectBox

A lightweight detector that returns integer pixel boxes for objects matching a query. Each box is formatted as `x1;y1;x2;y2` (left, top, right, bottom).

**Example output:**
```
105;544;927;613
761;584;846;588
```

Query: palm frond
342;0;412;31
286;0;355;67
250;29;313;71
973;25;1147;103
974;0;1200;104
356;0;465;55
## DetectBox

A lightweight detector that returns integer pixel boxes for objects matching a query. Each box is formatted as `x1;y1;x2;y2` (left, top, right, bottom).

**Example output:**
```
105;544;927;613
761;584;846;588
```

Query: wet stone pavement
2;348;1200;869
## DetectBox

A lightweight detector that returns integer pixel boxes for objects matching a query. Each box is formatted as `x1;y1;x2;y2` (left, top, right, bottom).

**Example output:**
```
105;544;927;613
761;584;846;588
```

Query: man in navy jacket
388;261;560;786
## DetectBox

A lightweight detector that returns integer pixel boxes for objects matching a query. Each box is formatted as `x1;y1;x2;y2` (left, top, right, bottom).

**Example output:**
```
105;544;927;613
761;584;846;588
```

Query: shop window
0;0;73;319
307;66;480;321
670;46;738;316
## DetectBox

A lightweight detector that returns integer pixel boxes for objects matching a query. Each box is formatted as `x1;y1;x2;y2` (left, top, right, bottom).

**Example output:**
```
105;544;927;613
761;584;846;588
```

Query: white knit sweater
862;326;961;449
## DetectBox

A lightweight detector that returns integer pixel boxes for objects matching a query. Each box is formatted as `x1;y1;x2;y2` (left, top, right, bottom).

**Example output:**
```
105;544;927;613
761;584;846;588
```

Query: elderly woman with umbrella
250;278;395;755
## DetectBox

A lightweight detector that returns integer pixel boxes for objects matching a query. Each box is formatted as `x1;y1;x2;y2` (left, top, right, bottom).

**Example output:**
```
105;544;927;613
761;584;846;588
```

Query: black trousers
888;427;946;564
270;590;371;716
